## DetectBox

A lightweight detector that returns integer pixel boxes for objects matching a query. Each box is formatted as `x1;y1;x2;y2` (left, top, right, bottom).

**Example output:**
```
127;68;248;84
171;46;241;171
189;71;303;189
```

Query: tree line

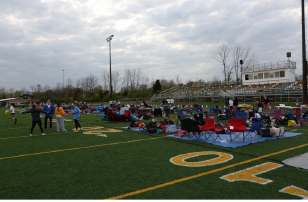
0;68;184;102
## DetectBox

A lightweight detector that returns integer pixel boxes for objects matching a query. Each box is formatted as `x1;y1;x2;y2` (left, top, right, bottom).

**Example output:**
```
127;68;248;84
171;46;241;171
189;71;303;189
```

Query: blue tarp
168;132;304;148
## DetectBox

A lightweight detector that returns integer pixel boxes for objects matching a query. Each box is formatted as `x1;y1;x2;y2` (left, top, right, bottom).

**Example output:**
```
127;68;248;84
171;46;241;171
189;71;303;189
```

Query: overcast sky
0;0;305;91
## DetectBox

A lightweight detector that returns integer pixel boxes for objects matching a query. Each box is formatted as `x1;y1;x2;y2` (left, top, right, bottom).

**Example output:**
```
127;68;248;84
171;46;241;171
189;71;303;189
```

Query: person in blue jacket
43;99;55;130
72;101;82;132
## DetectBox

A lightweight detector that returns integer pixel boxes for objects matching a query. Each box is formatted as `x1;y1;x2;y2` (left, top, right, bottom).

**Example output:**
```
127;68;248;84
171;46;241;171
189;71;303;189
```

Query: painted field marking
279;185;308;198
170;151;233;167
107;142;308;200
220;162;283;184
0;136;167;160
0;127;29;131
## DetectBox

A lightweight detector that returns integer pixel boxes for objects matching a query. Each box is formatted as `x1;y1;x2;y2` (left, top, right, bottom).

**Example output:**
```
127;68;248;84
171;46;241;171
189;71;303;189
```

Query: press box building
242;60;296;85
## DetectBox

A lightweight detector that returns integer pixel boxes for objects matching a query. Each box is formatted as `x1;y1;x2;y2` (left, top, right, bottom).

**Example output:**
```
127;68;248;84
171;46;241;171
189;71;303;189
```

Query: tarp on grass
168;132;304;148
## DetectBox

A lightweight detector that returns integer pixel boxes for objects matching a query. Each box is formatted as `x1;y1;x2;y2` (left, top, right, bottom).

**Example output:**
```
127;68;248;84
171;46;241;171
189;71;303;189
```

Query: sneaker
79;128;83;131
30;134;32;136
42;133;46;135
63;130;68;132
74;130;79;132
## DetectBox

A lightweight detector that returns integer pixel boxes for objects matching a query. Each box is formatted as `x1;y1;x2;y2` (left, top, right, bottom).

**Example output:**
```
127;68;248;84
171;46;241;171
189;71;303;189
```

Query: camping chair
180;119;201;138
213;108;219;115
225;108;231;120
193;112;205;126
274;110;283;125
207;112;218;123
123;110;131;120
199;118;223;141
246;118;262;140
163;105;171;116
288;113;294;120
210;106;214;112
295;108;300;117
261;115;271;128
198;105;203;112
227;118;248;143
235;112;247;125
154;108;162;117
190;108;197;114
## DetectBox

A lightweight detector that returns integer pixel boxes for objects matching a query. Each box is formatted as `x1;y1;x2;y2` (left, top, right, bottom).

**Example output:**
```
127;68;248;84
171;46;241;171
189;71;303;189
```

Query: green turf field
0;107;308;199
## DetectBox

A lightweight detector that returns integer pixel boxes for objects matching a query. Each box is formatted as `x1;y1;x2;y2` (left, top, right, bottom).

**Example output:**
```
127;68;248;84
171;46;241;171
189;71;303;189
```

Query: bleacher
150;80;304;103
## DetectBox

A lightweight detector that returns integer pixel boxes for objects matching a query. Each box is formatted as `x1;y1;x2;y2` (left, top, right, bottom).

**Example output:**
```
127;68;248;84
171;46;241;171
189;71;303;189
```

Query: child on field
9;103;17;124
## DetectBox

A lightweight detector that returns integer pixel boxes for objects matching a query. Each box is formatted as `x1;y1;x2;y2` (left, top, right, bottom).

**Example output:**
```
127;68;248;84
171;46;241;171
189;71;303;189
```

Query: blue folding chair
210;106;214;112
199;105;203;112
288;113;294;120
246;118;262;140
191;108;197;114
236;112;247;125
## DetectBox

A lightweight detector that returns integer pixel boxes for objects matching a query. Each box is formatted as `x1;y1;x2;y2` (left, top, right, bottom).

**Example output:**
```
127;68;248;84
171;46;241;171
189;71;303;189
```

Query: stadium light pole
301;0;307;104
62;69;64;90
106;35;114;100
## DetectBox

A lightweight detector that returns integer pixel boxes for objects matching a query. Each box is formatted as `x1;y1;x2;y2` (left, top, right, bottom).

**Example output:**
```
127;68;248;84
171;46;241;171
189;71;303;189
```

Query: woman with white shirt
9;103;17;124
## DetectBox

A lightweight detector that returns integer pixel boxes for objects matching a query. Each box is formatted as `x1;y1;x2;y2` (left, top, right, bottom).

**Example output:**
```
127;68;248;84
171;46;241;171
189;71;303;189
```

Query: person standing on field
43;99;55;130
9;103;17;124
72;101;82;132
22;104;47;136
55;103;67;132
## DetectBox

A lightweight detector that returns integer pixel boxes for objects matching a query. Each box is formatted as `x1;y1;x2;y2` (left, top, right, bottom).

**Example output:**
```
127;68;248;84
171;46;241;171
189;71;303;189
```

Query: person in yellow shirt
55;103;67;132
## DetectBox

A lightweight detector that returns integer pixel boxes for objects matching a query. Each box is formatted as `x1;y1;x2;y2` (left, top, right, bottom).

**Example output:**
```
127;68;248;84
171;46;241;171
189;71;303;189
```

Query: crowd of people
7;95;273;136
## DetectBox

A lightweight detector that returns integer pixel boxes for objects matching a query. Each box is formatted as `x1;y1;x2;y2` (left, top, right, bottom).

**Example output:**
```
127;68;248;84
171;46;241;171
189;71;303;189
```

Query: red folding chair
227;118;248;142
199;118;223;141
295;108;300;117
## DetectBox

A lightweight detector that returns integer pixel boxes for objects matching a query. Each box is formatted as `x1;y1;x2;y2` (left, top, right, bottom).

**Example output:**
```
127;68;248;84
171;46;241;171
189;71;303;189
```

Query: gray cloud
0;0;304;90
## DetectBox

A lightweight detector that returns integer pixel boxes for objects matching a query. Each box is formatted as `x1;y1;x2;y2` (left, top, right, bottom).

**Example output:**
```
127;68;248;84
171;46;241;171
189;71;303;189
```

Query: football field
1;107;308;199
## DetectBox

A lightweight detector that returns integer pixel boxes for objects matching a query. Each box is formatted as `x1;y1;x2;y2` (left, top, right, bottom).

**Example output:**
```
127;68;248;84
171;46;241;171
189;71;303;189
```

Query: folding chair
153;108;162;117
199;118;223;141
246;118;262;140
193;112;205;126
180;119;201;138
210;106;214;112
198;105;203;112
213;108;219;115
288;113;294;120
225;108;231;120
295;108;301;117
227;118;248;143
235;112;247;125
190;108;197;114
273;110;283;125
207;112;218;123
261;115;271;128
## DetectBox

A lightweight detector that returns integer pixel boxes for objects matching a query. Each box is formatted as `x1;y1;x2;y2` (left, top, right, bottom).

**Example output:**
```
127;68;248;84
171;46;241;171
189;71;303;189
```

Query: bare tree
88;75;99;97
20;87;28;94
111;71;121;92
241;45;259;73
30;85;37;94
101;70;110;92
175;74;182;85
232;44;258;82
213;44;232;84
8;88;15;97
